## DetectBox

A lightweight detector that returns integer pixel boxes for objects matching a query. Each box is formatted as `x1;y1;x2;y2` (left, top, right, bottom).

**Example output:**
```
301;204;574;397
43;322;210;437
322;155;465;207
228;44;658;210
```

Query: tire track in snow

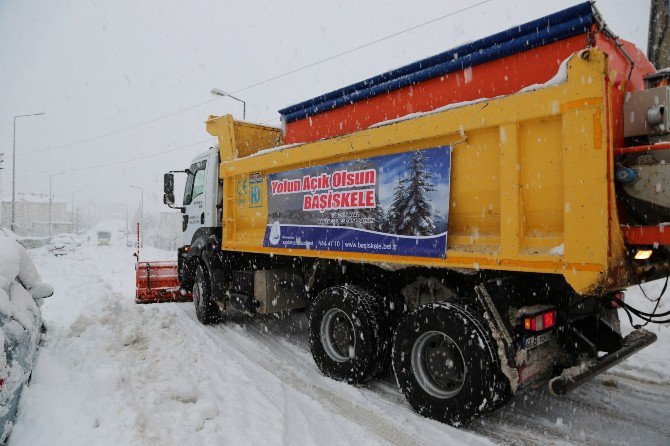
170;305;670;446
473;385;670;446
172;307;429;446
232;312;668;445
216;315;500;446
559;393;670;437
470;417;583;446
603;369;670;387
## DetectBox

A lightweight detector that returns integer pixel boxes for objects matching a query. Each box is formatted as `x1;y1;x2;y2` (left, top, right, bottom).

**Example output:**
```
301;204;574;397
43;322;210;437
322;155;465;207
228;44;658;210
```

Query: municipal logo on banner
262;146;451;258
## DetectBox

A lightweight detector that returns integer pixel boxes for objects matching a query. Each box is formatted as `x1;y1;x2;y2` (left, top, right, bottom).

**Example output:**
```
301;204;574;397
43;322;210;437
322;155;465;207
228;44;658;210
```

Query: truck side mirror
163;193;175;206
164;173;175;194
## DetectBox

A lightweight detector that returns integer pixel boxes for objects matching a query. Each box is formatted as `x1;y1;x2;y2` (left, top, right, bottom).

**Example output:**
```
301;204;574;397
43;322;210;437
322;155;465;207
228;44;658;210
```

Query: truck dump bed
205;3;657;296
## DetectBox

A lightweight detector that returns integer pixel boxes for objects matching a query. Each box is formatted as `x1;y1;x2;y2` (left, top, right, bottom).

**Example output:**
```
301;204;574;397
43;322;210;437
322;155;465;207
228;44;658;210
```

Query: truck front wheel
309;285;390;383
392;302;508;425
193;265;220;325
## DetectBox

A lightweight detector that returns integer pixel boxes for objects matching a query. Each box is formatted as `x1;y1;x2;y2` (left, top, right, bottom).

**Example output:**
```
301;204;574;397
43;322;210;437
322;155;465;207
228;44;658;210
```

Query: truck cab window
183;160;207;205
191;169;206;200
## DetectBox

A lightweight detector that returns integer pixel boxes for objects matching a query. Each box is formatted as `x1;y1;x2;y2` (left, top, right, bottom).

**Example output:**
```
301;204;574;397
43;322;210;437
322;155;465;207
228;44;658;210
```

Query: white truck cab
162;146;222;292
180;147;221;246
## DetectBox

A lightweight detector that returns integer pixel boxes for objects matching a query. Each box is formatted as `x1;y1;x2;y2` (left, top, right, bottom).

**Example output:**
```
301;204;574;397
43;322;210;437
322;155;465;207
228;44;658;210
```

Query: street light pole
117;203;129;244
0;153;4;226
129;185;143;248
211;88;246;120
12;112;45;232
129;185;143;222
71;190;83;234
49;171;65;242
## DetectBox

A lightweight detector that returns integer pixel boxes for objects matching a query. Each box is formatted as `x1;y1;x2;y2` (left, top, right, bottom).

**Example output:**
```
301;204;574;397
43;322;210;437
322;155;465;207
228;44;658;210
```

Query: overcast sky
0;0;651;217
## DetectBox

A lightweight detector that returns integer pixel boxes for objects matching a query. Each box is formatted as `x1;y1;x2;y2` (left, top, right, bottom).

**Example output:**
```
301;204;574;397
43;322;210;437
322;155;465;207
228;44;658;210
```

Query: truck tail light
524;310;557;332
634;249;653;260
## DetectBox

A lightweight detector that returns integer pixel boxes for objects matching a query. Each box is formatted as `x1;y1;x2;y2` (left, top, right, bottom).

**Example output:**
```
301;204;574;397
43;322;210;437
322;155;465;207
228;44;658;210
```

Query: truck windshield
183;160;207;205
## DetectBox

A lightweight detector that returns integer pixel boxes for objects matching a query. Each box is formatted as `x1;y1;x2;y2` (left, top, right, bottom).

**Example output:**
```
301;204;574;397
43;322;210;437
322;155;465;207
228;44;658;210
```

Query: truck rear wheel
392;302;508;425
309;285;391;383
193;265;220;325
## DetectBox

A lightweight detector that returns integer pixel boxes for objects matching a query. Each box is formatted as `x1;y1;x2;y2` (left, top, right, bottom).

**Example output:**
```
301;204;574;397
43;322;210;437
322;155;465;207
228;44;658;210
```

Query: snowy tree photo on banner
263;146;451;258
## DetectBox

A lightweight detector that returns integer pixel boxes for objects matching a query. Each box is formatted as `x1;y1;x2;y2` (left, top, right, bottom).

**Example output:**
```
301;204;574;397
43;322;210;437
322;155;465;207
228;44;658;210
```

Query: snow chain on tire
392;301;510;425
309;285;395;383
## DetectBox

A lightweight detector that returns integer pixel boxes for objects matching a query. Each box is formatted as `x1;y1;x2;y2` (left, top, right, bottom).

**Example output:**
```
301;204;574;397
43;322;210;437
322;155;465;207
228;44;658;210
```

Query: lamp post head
211;88;245;119
15;112;45;119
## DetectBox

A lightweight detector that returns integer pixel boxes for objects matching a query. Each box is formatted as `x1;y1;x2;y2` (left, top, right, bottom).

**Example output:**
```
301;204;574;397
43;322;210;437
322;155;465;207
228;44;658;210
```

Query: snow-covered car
47;235;77;256
0;231;53;443
57;233;82;247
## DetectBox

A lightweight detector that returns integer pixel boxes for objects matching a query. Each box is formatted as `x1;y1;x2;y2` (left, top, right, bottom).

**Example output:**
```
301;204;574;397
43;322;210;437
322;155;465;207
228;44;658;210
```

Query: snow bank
616;281;670;383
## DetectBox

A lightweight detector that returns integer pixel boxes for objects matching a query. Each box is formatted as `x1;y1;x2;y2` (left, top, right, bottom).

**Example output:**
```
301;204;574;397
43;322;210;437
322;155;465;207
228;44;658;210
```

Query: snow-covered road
7;239;670;445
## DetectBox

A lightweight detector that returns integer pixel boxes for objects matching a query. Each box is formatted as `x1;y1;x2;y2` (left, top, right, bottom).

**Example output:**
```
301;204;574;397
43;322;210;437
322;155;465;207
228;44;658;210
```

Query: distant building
0;194;72;237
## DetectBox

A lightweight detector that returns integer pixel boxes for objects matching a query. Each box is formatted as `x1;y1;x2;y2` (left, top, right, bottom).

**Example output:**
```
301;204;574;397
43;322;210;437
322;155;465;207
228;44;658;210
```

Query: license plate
523;330;553;350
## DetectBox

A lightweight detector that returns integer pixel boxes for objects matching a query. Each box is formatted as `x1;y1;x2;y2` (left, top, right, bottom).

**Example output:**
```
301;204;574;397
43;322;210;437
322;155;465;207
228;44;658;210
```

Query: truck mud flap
136;261;192;304
549;329;657;395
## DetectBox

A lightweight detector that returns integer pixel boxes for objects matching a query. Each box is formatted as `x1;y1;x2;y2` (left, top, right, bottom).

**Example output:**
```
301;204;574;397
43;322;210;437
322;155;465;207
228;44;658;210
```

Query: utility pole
649;0;670;68
0;153;4;227
48;171;64;242
117;203;129;244
12;112;45;231
129;185;144;224
129;185;144;247
71;190;82;234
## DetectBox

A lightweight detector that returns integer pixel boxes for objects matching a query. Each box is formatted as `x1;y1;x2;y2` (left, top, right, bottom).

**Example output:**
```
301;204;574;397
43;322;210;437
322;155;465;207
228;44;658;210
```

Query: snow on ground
6;231;670;445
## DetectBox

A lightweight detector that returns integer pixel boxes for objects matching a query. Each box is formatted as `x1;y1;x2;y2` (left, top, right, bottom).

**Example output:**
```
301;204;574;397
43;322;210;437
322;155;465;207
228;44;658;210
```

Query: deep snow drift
6;233;670;445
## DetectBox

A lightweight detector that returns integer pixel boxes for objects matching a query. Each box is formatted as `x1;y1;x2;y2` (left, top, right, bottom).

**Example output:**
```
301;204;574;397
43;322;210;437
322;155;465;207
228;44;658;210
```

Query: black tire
193;265;220;325
392;301;509;425
309;285;390;383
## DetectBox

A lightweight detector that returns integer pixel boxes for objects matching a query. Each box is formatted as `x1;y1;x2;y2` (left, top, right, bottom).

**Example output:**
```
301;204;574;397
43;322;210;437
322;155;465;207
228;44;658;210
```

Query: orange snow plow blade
135;261;192;304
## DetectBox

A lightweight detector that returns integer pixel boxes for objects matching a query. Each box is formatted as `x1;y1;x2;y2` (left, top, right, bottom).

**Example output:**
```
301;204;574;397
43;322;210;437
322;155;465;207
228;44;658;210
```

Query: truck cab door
182;158;208;246
182;148;220;246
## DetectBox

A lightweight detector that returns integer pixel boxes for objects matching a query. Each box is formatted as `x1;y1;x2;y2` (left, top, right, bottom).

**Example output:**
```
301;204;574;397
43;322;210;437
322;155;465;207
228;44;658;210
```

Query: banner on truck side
262;146;451;258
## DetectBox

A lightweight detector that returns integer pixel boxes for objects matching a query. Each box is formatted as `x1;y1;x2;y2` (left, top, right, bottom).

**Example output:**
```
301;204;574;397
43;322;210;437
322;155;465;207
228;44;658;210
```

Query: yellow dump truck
152;4;670;425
